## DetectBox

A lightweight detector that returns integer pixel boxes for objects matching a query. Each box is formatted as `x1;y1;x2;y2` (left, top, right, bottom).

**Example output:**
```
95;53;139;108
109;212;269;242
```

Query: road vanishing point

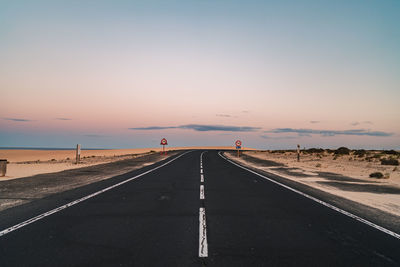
0;150;399;266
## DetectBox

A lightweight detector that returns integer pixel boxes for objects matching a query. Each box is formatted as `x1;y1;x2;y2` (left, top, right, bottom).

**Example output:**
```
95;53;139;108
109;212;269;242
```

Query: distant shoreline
0;147;110;151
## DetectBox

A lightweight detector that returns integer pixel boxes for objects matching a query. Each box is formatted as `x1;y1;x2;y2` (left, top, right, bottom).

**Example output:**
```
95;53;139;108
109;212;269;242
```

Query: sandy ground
245;150;400;186
226;151;400;217
0;146;247;180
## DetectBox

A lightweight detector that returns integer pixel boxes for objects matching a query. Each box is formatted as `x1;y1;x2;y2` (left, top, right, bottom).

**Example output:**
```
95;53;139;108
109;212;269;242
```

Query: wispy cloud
4;118;32;122
310;121;320;124
266;128;392;137
351;121;373;126
216;114;232;118
55;118;72;121
261;135;298;140
129;124;260;132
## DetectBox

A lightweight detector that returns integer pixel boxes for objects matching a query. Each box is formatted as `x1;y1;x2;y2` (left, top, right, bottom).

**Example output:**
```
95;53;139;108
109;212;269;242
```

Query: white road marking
219;152;400;240
200;185;205;199
199;207;208;257
0;151;192;238
200;169;203;174
201;174;204;183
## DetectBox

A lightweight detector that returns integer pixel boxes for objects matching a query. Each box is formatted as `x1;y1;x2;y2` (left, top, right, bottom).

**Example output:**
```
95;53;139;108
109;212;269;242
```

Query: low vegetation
305;148;324;154
383;150;399;156
353;149;366;157
369;172;383;179
334;147;350;155
381;158;399;166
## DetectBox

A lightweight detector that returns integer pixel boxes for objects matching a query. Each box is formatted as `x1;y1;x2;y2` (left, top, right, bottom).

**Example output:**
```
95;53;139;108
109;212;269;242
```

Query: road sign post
297;144;300;162
235;140;242;157
76;144;81;164
160;138;168;155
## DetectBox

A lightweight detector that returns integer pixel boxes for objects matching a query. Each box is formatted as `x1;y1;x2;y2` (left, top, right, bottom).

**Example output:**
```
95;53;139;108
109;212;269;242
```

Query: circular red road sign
235;140;242;146
160;138;168;145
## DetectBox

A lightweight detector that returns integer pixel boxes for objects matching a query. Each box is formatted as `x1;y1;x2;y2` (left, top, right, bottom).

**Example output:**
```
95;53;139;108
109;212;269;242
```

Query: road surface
0;150;399;266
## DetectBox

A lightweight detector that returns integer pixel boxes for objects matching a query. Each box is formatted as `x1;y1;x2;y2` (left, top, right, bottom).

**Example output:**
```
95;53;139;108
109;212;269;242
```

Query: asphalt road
0;150;399;266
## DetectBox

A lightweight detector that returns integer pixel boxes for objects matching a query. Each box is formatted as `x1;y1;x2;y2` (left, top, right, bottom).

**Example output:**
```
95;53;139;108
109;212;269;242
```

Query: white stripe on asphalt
219;152;400;240
200;185;205;199
0;151;192;238
201;174;204;183
199;207;208;257
200;169;203;174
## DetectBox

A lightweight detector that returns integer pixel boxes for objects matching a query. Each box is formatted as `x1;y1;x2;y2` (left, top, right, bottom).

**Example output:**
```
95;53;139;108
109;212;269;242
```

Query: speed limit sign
235;140;242;147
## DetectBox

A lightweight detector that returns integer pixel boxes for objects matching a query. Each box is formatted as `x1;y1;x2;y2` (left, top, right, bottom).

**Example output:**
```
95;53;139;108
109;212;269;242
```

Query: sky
1;0;399;149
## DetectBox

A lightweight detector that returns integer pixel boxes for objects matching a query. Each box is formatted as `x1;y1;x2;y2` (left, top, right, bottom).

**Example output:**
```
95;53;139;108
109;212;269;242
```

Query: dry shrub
369;172;383;179
381;158;399;166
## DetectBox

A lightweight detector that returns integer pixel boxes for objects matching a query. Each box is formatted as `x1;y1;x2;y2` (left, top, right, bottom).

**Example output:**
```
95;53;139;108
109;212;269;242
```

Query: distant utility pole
76;144;81;164
297;144;300;162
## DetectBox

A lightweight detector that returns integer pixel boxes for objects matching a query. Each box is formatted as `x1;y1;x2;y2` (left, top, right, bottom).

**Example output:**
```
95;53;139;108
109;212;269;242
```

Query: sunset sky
1;0;399;149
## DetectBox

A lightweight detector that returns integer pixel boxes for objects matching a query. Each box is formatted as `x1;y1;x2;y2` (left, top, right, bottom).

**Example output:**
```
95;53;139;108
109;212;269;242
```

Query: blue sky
1;0;399;149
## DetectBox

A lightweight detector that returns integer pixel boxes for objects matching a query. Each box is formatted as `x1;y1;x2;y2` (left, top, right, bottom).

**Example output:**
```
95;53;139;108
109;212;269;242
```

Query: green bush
369;172;383;178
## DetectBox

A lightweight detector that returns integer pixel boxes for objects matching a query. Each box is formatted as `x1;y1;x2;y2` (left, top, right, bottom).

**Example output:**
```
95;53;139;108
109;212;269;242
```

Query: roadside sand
226;151;400;217
245;151;400;186
0;147;251;180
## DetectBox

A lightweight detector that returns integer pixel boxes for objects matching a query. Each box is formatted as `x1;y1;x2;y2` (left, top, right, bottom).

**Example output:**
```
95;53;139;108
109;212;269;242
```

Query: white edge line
199;207;208;257
0;151;193;237
218;152;400;240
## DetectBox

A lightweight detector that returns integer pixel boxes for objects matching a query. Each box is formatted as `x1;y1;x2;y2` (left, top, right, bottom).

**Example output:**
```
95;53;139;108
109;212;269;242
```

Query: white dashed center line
198;151;208;258
199;207;208;257
200;185;205;199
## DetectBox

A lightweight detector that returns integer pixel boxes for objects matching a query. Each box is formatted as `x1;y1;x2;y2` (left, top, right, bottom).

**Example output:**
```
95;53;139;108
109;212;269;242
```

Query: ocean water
0;147;109;150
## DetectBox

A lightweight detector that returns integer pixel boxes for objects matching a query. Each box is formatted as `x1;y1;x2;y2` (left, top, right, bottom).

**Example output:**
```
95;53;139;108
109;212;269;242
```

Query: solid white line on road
201;174;204;183
0;151;193;238
199;207;208;257
219;152;400;240
200;185;205;199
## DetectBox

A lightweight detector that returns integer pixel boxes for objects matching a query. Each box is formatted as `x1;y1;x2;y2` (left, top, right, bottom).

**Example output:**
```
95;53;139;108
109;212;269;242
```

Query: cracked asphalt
0;150;399;266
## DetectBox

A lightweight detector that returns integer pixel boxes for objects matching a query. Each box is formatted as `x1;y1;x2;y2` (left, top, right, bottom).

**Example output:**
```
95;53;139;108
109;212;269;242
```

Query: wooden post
297;144;300;162
76;144;81;164
0;159;7;177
